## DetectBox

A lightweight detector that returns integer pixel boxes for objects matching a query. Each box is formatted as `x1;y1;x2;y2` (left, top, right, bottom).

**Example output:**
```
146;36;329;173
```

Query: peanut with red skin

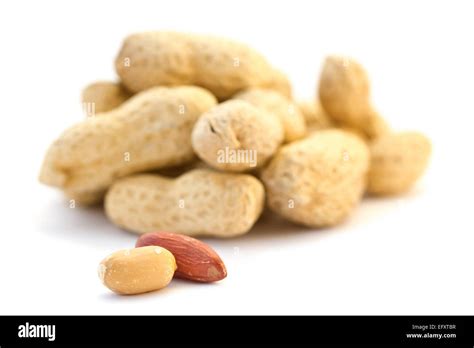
136;232;227;282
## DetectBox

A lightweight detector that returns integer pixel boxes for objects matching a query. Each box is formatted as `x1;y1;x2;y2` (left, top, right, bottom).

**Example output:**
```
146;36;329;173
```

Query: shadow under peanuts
37;187;426;250
359;185;427;216
201;209;335;247
199;186;426;249
37;193;136;248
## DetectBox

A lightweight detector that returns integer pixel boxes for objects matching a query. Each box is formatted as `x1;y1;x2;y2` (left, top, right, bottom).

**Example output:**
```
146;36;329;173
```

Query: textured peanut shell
115;32;290;100
192;100;284;172
297;99;334;133
368;132;431;195
81;81;131;114
318;56;390;139
234;89;306;142
261;129;370;227
105;169;265;237
99;246;176;295
39;86;217;205
261;69;292;99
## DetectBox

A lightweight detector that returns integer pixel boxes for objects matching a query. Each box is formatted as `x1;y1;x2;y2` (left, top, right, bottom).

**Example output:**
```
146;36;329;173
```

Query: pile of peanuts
39;32;431;295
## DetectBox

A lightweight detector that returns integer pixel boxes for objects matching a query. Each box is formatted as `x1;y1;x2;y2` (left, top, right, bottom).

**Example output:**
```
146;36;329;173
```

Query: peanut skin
261;129;370;227
105;169;265;237
115;32;291;100
39;86;217;205
136;232;227;282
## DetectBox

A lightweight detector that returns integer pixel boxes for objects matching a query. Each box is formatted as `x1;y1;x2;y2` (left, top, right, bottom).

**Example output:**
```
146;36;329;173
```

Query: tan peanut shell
363;110;391;140
191;100;284;172
297;99;334;133
234;89;306;142
99;246;176;295
105;169;265;237
39;86;217;205
318;55;390;139
368;132;431;195
260;68;293;99
115;32;291;100
81;81;131;114
261;129;370;227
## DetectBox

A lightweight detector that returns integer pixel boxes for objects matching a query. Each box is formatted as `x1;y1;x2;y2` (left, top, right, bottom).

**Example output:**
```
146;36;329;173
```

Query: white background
0;0;473;315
